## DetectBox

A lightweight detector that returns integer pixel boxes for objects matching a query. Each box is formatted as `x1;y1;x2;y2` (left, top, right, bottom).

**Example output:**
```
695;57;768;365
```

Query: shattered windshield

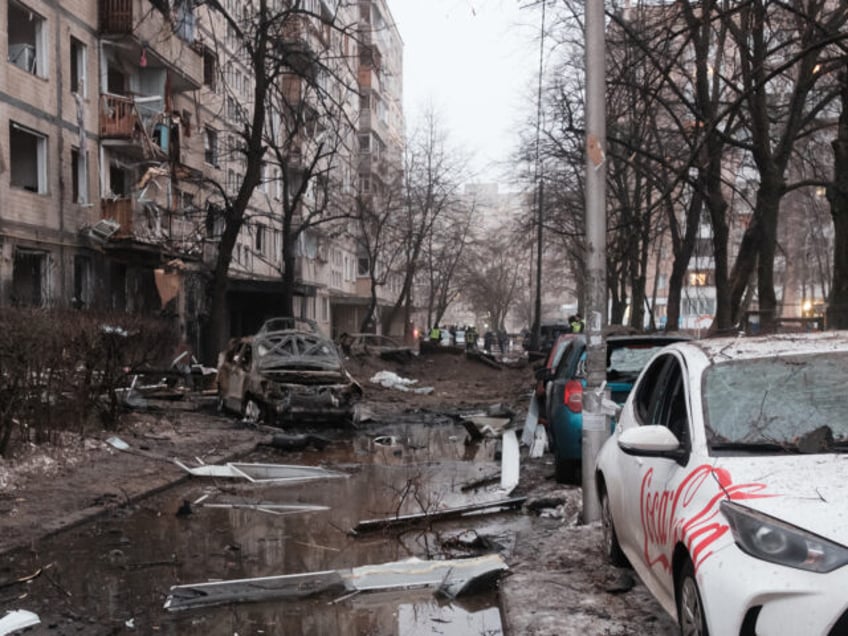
702;352;848;452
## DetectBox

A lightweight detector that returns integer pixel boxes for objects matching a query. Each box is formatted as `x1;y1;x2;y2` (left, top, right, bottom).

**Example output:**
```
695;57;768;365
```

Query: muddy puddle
3;416;529;634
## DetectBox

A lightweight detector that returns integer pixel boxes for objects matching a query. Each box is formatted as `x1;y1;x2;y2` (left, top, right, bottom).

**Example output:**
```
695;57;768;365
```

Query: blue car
546;334;689;483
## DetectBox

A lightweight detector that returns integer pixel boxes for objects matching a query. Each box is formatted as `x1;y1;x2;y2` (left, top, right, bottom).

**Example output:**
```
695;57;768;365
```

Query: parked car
337;333;412;360
531;333;579;425
256;316;319;334
523;322;572;355
547;333;689;482
217;325;362;426
595;332;848;635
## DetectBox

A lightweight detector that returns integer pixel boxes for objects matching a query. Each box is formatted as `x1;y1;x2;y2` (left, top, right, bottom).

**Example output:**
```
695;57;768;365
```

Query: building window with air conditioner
8;1;46;77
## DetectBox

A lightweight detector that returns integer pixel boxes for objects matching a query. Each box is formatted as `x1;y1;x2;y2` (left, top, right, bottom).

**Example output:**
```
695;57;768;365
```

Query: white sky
386;0;543;184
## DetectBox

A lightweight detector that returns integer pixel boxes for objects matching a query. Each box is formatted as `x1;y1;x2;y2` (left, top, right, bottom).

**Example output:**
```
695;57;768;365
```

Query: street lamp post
581;0;609;523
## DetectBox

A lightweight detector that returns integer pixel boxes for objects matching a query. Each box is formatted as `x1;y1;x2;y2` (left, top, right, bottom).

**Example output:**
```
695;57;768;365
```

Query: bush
0;309;179;457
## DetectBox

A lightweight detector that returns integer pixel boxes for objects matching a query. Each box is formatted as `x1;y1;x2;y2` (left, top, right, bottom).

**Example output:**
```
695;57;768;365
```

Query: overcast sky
386;0;543;184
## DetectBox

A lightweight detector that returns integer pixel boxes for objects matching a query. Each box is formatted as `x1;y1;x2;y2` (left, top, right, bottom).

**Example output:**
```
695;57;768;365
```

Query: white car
595;332;848;636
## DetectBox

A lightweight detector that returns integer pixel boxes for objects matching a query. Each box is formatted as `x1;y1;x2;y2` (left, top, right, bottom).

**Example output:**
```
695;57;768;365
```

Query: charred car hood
715;455;848;545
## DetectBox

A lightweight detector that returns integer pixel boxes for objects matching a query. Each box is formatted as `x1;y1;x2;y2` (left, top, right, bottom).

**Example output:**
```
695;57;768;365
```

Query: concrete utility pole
530;0;547;352
582;0;609;523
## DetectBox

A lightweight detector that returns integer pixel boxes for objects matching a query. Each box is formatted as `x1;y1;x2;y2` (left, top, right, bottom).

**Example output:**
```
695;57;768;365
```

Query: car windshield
702;352;848;451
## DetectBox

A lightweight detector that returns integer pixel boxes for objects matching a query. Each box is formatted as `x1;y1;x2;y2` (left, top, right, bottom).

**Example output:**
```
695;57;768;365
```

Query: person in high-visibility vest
428;325;441;343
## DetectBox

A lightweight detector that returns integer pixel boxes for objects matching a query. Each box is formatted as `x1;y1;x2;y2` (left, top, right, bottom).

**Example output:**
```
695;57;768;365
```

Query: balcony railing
100;93;138;138
99;0;133;34
101;197;133;235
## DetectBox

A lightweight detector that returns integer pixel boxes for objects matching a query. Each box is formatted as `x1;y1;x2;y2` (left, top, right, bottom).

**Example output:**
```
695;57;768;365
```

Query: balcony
100;93;138;138
101;197;134;236
99;0;202;92
99;0;134;34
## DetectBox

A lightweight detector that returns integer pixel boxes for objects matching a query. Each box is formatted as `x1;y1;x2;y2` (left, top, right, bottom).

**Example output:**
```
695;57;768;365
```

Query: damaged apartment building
0;0;405;357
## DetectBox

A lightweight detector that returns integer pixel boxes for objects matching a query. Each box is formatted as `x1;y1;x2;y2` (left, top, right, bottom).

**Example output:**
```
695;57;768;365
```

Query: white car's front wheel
677;558;709;636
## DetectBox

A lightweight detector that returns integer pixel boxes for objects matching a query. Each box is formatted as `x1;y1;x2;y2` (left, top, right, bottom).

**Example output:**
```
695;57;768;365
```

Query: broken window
110;262;127;311
73;255;91;308
71;147;88;203
8;1;46;77
202;46;217;90
109;163;130;196
9;122;47;194
12;249;48;306
107;65;127;94
70;37;86;95
357;255;370;277
204;127;218;165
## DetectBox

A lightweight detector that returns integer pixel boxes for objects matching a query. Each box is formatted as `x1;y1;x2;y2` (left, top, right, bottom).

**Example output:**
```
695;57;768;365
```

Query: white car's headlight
721;501;848;573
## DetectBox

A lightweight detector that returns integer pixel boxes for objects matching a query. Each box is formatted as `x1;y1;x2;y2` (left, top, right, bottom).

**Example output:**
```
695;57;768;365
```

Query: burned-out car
337;332;413;361
217;327;363;426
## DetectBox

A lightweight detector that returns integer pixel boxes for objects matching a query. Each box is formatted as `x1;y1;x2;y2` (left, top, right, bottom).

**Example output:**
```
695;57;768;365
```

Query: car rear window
607;343;669;376
702;352;848;446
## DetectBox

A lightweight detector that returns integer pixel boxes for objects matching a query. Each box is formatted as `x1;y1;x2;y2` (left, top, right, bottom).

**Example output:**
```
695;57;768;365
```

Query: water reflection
5;420;510;635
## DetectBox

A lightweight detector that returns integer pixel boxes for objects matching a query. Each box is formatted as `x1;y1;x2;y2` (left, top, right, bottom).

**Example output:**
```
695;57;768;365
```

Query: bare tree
828;70;848;327
355;174;404;333
380;107;471;336
196;1;358;361
422;197;476;329
459;233;525;332
722;0;847;330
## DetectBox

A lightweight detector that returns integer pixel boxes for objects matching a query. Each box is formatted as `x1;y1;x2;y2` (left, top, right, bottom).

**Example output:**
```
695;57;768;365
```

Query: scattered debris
521;392;538;447
525;495;568;513
465;350;501;369
164;570;347;611
529;424;548;458
164;554;508;612
373;435;400;446
605;571;636;594
348;554;508;596
460;474;500;492
174;461;347;483
439;529;508;557
500;430;519;493
461;416;511;440
351;497;527;534
369;371;434;394
198;502;329;516
0;567;43;590
105;436;176;463
0;610;40;635
262;433;332;452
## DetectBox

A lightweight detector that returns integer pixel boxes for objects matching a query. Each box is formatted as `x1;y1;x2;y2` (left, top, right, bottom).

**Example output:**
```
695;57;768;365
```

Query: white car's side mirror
618;425;681;454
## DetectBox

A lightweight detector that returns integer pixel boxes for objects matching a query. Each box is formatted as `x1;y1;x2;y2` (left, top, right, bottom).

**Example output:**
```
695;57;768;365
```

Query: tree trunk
828;72;848;328
727;176;783;329
666;190;702;332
